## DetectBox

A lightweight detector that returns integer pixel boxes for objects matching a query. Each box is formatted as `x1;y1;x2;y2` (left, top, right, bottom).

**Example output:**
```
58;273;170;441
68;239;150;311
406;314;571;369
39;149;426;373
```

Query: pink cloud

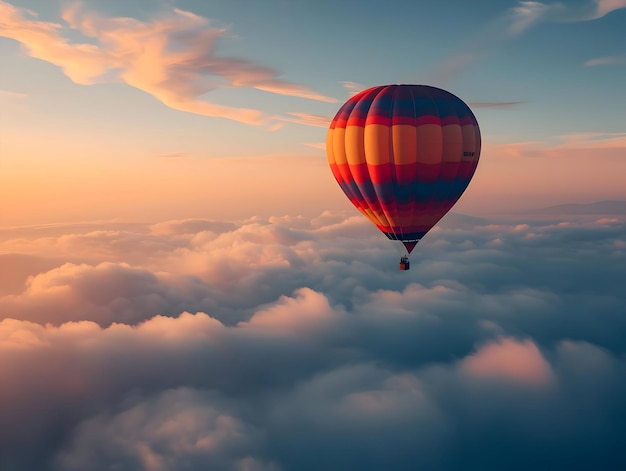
461;337;554;386
555;132;626;149
0;210;625;467
0;1;112;84
0;261;216;326
585;0;626;19
240;287;336;337
277;112;331;128
0;1;335;127
304;142;326;150
0;88;28;100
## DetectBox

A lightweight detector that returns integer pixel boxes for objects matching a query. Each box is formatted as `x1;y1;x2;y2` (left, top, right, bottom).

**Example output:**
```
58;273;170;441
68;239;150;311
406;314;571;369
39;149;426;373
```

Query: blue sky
2;0;625;153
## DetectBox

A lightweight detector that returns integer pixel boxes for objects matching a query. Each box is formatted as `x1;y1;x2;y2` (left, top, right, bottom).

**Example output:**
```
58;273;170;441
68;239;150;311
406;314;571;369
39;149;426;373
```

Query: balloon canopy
326;84;481;260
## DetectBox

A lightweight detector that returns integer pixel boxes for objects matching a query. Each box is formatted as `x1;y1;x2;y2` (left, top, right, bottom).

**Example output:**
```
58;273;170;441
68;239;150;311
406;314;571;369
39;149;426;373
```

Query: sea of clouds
1;209;625;470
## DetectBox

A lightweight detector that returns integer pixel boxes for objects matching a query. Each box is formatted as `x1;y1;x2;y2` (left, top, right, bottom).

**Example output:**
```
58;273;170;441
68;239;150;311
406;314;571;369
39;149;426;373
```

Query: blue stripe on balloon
340;178;473;208
383;231;428;241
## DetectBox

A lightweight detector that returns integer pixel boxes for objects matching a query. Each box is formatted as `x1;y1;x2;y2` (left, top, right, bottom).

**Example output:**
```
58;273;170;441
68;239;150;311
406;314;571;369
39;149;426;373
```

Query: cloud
0;253;62;296
1;210;626;469
507;1;561;35
240;287;335;337
0;88;28;100
149;219;237;236
581;0;626;19
490;132;626;156
424;0;626;84
0;261;219;326
304;142;326;150
57;388;279;471
556;132;626;148
340;81;366;97
0;1;335;127
461;337;554;386
508;0;626;26
584;54;626;66
423;1;555;84
469;101;526;108
275;111;331;128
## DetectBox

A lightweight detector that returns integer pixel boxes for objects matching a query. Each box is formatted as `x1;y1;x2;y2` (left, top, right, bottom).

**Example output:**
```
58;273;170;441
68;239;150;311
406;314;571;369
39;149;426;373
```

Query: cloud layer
1;206;626;470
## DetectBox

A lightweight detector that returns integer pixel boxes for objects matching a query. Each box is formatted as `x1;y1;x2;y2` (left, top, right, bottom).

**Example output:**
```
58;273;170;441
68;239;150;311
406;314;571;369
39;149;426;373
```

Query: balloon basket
399;256;410;271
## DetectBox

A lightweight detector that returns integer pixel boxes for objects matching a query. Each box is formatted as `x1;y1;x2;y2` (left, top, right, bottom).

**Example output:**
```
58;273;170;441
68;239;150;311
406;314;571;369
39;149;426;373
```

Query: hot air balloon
326;84;481;270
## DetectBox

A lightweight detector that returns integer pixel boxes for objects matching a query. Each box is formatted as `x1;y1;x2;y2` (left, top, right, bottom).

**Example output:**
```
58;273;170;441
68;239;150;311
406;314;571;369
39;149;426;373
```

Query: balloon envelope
326;84;481;253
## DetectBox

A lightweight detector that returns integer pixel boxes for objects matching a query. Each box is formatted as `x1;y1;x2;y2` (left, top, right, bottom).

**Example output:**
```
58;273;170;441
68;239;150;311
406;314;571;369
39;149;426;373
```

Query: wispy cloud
0;1;335;127
507;0;626;65
486;132;626;159
509;0;626;29
469;101;526;108
340;81;366;97
507;1;562;35
584;55;626;66
0;88;28;100
276;112;331;128
304;142;326;150
424;0;626;85
580;0;626;20
556;132;626;148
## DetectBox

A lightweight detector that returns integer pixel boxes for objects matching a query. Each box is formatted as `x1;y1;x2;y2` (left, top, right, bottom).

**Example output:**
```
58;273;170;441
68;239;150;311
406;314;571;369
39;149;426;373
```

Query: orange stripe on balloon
415;124;443;165
364;124;391;165
434;124;461;182
344;126;366;165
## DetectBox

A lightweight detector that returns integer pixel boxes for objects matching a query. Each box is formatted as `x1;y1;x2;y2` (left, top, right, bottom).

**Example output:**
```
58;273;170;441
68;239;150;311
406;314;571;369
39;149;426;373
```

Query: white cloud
508;1;559;35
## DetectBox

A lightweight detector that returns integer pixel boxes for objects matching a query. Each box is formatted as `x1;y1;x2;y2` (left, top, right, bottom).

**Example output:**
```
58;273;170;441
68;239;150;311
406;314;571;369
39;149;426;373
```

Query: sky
1;0;626;225
1;1;626;470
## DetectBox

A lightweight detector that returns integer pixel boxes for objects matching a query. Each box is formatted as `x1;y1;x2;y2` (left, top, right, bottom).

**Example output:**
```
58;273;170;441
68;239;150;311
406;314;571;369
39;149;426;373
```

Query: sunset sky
1;1;626;470
2;0;626;225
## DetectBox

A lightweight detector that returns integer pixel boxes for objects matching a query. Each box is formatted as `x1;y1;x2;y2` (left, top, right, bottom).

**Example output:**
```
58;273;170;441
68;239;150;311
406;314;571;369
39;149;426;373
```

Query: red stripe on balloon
439;161;460;181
